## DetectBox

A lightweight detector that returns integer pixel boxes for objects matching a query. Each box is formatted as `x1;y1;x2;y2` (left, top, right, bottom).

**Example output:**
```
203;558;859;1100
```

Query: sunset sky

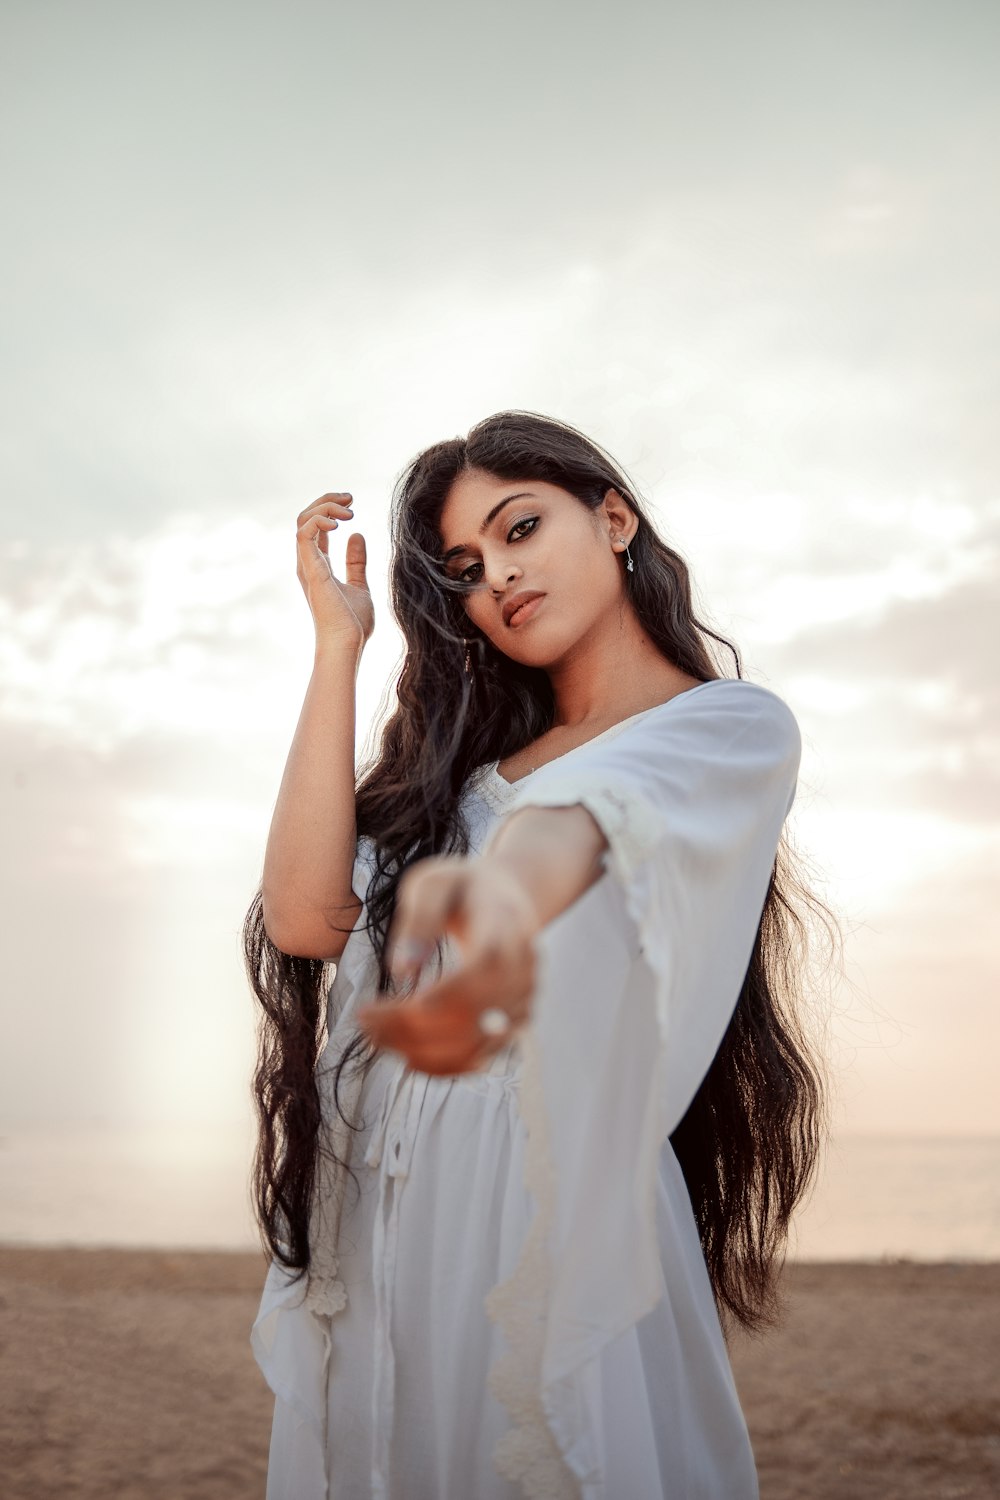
2;0;997;1153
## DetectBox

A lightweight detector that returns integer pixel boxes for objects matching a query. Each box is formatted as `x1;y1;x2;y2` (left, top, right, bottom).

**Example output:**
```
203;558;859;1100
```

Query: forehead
439;472;565;540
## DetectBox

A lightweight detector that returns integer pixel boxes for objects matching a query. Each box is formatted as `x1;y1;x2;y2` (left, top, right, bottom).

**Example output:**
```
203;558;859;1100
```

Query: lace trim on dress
304;1038;367;1317
475;762;660;1497
466;762;513;813
302;761;651;1482
484;1017;582;1499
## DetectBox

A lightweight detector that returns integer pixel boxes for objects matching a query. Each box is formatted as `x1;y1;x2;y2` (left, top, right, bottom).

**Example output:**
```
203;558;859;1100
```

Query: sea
0;1127;997;1261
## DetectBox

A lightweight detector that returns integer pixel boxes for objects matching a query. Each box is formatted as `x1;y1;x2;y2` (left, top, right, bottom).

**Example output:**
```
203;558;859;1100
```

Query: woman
245;410;834;1499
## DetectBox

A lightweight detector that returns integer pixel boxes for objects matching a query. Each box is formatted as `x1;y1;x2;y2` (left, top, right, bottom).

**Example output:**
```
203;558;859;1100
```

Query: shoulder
631;678;801;761
612;680;803;829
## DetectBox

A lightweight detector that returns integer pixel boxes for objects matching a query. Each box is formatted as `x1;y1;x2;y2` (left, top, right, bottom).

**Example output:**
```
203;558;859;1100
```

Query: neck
543;604;697;729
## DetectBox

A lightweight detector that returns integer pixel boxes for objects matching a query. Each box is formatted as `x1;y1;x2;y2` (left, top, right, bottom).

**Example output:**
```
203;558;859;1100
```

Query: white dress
251;677;802;1500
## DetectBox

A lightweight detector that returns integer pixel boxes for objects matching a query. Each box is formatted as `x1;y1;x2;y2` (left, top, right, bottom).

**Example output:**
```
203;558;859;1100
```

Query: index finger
387;860;466;980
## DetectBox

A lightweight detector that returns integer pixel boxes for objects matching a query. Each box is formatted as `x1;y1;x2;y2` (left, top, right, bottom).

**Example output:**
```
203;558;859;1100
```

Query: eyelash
456;517;538;584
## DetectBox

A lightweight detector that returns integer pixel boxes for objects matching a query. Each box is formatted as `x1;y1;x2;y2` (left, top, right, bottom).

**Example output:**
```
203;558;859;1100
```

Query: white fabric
251;677;801;1499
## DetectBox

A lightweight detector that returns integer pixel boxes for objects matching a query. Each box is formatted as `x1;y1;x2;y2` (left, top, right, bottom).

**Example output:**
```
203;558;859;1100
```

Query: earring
618;536;635;572
464;638;484;678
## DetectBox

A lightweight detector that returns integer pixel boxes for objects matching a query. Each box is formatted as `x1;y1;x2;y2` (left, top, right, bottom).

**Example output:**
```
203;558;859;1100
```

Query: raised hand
355;853;540;1075
296;492;375;652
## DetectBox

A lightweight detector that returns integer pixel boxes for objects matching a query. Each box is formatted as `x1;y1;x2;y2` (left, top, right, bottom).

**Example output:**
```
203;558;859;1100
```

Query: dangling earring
618;536;635;572
464;638;484;678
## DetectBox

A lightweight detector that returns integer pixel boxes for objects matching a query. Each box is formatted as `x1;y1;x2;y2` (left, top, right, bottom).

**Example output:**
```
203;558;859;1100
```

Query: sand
1;1247;997;1499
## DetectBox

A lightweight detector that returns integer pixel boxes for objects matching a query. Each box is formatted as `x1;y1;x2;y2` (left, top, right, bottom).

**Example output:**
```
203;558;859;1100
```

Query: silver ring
477;1007;512;1038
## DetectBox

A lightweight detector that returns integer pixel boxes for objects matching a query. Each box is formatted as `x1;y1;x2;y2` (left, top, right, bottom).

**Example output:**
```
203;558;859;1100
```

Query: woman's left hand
355;853;539;1075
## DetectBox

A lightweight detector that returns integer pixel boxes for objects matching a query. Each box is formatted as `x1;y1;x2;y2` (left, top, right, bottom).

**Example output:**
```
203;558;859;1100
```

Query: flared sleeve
478;678;801;1497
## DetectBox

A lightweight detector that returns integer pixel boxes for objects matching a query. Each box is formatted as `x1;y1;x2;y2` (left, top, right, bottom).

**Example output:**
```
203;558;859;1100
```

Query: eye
455;516;538;584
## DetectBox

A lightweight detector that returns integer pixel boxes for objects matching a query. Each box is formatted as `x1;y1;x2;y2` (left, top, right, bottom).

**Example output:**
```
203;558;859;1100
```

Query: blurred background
1;0;997;1260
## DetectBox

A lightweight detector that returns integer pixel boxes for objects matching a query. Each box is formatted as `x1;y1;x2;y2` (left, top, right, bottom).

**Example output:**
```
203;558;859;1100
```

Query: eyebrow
440;492;537;564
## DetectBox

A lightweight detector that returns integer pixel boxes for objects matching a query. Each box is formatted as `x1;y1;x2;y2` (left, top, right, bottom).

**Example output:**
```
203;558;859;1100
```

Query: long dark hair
243;409;838;1335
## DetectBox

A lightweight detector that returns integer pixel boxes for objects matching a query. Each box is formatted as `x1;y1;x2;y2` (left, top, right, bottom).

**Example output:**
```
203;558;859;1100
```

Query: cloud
0;518;314;749
1;0;997;1148
763;539;1000;823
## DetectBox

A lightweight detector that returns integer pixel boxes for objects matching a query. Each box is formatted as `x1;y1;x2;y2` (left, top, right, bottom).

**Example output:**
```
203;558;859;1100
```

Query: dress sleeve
481;678;800;1130
478;679;801;1493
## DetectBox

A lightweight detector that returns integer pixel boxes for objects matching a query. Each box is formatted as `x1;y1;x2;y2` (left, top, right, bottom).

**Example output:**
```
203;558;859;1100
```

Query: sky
1;0;998;1147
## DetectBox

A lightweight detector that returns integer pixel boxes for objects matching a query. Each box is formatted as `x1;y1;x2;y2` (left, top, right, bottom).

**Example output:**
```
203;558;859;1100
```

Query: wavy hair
243;409;838;1335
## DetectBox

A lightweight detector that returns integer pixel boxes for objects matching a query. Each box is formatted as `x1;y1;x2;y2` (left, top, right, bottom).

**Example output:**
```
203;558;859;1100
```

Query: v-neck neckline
485;678;728;792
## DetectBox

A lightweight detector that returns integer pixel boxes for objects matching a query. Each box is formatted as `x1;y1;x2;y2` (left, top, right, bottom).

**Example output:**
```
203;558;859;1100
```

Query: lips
502;590;546;627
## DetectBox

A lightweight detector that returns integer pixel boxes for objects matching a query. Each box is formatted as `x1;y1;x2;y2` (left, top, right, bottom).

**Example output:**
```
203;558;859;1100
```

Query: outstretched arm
355;804;609;1074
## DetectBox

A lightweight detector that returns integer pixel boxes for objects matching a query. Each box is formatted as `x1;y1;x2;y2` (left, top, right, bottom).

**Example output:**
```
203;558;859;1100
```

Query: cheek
462;592;493;631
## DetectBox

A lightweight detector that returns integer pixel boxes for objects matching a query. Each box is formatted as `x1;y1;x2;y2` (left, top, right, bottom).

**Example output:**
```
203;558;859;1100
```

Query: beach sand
1;1248;997;1499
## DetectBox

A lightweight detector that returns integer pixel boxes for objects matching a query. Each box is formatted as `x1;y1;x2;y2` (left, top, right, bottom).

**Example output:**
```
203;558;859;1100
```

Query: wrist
484;805;609;934
479;851;545;940
313;631;364;673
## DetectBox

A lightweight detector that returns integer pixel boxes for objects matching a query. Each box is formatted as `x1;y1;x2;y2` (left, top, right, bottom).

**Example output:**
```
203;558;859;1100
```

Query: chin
476;615;561;665
498;640;561;672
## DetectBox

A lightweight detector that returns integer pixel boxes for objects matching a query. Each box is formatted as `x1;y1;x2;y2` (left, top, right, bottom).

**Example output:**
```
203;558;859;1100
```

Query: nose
489;562;520;596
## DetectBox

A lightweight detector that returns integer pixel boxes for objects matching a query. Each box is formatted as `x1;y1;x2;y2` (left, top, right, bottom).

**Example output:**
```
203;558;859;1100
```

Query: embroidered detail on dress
466;762;510;813
484;1021;581;1500
304;1047;366;1318
306;1277;348;1316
